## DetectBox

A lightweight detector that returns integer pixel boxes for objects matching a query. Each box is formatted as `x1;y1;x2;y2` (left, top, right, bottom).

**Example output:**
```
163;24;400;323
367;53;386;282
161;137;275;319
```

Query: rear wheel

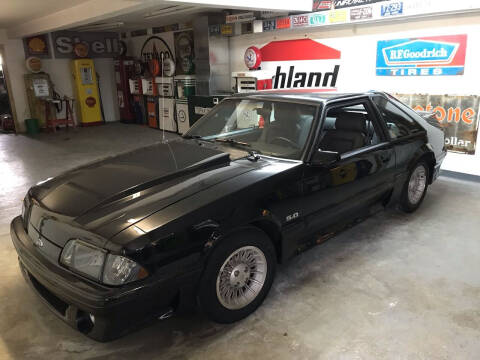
400;161;429;212
198;228;276;323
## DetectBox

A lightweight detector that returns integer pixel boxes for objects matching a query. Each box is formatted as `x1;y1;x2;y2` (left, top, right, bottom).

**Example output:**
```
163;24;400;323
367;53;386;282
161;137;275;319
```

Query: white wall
230;13;480;176
0;30;30;132
94;58;120;123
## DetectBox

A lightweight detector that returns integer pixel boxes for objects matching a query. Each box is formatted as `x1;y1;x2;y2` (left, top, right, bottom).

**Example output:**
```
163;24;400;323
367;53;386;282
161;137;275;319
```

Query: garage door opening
0;52;15;134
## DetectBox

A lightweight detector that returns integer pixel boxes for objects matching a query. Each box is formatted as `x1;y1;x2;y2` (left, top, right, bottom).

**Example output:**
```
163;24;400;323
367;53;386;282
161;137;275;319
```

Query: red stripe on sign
260;39;341;61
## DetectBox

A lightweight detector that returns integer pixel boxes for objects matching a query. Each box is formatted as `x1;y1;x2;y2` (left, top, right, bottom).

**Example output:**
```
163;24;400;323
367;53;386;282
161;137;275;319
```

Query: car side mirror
310;149;341;166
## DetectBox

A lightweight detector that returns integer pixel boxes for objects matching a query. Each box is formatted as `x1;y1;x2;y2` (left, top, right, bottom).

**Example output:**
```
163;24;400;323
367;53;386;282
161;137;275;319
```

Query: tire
197;227;276;324
400;160;429;213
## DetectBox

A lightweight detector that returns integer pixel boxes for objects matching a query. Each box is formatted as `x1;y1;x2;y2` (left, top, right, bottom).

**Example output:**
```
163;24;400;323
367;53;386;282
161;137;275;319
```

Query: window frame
308;96;390;161
370;94;426;141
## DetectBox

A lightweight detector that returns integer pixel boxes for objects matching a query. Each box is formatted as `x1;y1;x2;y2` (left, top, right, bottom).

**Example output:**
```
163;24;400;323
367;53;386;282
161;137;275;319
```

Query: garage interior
1;0;480;358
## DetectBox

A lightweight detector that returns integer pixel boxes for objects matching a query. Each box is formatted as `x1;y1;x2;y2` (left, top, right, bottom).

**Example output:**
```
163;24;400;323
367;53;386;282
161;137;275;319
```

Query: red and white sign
239;39;342;92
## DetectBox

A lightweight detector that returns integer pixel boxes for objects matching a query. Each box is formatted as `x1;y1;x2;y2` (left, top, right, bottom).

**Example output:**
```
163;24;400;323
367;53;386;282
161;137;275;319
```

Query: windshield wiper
183;134;214;143
183;134;202;139
214;138;251;147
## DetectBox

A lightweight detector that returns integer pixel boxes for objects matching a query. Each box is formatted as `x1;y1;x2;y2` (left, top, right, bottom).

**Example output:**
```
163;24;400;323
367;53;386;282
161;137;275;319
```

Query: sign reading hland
376;34;467;76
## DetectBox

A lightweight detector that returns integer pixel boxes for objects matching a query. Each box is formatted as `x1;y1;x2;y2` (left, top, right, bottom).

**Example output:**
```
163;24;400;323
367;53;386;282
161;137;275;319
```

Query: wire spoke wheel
216;246;267;310
408;164;427;205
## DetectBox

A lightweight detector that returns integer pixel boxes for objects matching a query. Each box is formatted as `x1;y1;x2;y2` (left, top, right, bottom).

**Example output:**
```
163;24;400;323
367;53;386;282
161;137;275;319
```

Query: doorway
0;45;17;134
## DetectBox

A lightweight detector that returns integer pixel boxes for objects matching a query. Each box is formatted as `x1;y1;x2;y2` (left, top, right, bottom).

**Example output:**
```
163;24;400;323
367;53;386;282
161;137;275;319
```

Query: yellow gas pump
71;58;102;126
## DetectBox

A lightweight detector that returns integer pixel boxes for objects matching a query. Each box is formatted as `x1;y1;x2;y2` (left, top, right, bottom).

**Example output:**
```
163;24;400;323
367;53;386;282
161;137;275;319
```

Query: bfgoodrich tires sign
376;34;467;76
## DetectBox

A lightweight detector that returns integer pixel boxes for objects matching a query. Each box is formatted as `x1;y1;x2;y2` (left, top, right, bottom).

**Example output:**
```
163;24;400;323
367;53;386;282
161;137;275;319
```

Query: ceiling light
75;22;125;32
144;6;198;19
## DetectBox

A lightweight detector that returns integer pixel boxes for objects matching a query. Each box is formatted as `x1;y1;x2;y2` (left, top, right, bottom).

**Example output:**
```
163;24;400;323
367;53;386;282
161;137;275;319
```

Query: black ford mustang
11;91;446;341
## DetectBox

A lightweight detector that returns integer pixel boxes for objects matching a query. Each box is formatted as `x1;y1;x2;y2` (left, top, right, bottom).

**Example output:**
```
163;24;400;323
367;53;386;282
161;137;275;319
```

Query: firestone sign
376;35;467;76
396;93;479;154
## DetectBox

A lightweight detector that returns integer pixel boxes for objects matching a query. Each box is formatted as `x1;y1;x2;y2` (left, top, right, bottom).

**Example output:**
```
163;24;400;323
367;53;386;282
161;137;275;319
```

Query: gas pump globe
232;46;272;93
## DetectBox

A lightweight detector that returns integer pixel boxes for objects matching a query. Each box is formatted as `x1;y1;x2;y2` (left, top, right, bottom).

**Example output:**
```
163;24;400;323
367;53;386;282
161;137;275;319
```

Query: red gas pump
114;57;135;123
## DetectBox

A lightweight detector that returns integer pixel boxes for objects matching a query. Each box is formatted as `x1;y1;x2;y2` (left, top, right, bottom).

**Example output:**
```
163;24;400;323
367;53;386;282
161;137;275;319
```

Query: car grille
28;272;68;316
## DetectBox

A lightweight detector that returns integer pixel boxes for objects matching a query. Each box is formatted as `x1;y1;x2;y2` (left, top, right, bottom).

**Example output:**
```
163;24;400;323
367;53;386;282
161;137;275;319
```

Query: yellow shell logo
28;37;46;53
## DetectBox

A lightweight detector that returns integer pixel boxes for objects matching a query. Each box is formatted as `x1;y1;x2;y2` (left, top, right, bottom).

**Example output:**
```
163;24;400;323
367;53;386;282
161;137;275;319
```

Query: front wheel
400;161;429;213
197;228;276;323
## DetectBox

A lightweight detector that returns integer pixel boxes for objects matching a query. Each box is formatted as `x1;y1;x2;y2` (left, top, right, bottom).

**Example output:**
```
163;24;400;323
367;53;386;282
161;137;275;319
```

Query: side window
372;96;423;139
319;102;381;154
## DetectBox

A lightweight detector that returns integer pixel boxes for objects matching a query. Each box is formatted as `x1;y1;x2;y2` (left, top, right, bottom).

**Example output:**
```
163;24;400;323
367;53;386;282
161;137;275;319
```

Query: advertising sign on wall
276;17;292;29
140;36;174;63
333;0;388;9
396;93;479;154
329;10;348;23
376;34;467;76
381;1;403;17
263;20;276;31
52;31;121;58
241;39;341;91
23;34;51;58
291;15;309;27
350;6;373;20
313;0;333;11
309;13;328;25
226;12;255;23
174;31;194;75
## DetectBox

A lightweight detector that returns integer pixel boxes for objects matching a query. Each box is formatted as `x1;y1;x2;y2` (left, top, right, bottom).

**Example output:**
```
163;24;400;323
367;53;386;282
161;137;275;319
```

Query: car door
301;97;396;236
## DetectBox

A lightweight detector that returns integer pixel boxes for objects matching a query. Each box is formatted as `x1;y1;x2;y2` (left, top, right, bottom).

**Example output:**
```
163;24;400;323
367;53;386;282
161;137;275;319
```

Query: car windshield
185;99;317;160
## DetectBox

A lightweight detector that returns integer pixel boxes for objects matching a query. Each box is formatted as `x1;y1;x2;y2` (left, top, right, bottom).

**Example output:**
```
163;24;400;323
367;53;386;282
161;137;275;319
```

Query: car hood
29;139;254;242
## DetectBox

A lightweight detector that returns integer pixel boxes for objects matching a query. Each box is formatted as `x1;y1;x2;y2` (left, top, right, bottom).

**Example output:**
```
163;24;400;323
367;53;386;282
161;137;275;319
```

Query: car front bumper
10;216;199;341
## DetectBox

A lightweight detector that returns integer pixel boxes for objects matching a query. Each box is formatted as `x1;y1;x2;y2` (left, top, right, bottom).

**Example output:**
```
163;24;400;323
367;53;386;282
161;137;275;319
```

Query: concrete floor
1;123;479;359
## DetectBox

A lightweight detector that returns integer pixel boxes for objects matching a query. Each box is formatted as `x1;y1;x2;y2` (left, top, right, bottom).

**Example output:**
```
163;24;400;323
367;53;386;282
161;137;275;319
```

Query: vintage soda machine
114;57;135;123
71;50;102;126
174;75;196;134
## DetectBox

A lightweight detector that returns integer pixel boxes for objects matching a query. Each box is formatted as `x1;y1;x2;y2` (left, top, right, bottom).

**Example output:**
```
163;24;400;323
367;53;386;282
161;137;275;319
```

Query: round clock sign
244;46;262;70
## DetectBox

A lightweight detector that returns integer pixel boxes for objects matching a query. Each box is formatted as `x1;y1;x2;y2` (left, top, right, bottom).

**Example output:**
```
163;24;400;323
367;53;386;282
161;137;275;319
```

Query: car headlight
60;239;148;285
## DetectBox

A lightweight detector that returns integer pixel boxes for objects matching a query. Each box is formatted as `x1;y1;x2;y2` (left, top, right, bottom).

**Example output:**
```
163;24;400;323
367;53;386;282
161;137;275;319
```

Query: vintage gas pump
71;44;102;126
128;61;146;124
24;57;54;128
143;59;160;129
114;56;135;123
232;46;272;93
174;75;196;134
157;56;176;133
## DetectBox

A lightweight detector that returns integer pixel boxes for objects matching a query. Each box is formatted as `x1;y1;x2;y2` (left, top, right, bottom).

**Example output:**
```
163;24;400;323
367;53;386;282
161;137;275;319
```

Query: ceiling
0;0;91;28
72;4;220;32
2;0;312;38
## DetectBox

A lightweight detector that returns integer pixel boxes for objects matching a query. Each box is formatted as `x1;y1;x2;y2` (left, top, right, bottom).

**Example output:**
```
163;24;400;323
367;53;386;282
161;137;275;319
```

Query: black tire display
197;227;276;324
